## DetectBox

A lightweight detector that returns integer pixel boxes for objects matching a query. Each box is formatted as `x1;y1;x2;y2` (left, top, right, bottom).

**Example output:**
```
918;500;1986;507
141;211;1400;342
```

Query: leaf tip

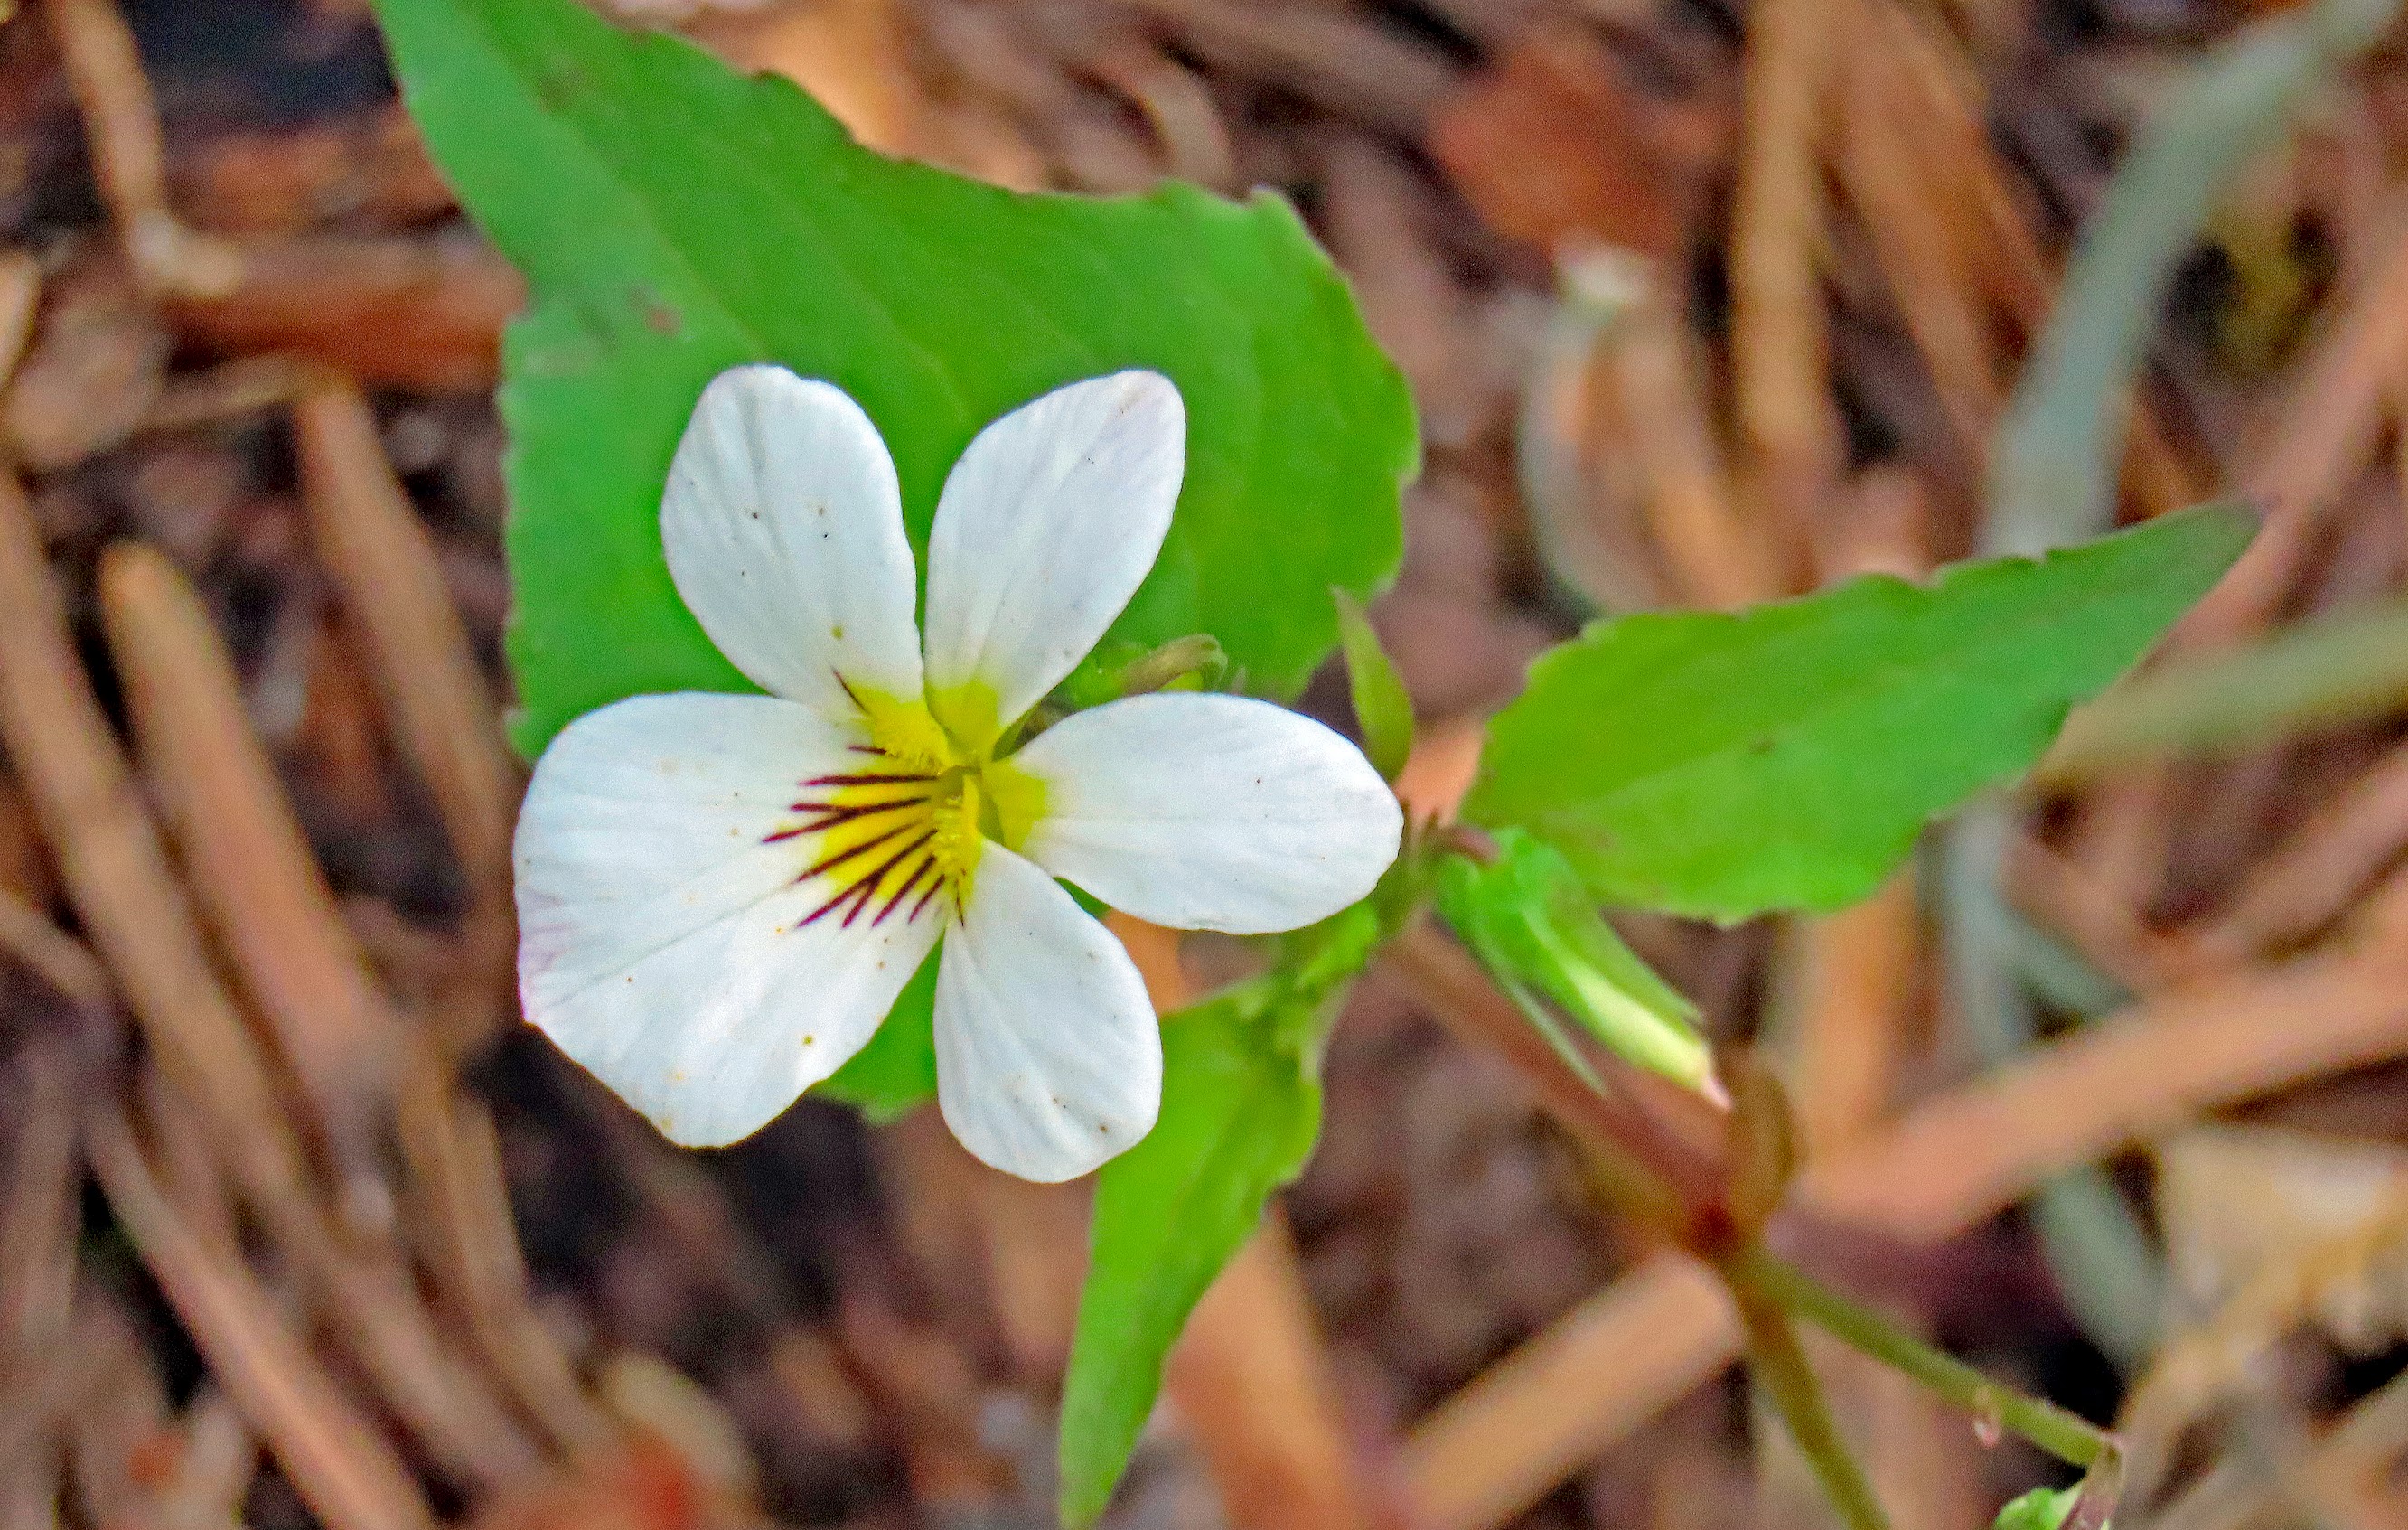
2091;497;2260;581
1056;1472;1110;1530
2188;494;2264;558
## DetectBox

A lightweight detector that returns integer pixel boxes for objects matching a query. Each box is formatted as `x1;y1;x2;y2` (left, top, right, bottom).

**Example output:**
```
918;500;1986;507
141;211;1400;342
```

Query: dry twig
1780;875;1921;1157
1606;278;1786;607
0;884;108;1009
2180;205;2408;644
1394;930;2408;1529
1405;1253;1741;1530
0;471;543;1493
173;237;520;391
1832;0;2000;457
1167;1217;1382;1530
98;541;400;1168
1130;915;1379;1530
40;0;245;297
0;466;320;1230
88;1102;437;1530
394;1062;621;1460
1730;0;1840;531
0;254;36;381
294;379;519;925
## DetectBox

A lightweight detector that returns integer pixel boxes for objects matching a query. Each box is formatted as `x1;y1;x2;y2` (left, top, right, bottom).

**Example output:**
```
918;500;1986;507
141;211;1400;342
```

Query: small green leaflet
1059;902;1381;1525
1334;587;1415;781
1437;830;1711;1094
1466;505;2255;923
371;0;1415;757
1994;1486;2085;1530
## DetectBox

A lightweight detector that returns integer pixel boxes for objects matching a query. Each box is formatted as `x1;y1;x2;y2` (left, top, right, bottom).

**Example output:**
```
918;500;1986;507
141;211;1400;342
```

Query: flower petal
515;692;940;1147
662;366;923;721
932;842;1161;1181
1012;692;1403;934
921;371;1184;746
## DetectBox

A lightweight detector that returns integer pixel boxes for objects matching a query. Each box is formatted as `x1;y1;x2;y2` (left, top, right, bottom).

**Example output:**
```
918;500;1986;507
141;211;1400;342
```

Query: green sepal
1437;829;1712;1094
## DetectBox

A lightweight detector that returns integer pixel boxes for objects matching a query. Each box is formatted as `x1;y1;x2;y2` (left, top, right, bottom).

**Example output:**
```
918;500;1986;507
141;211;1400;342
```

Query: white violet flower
513;366;1404;1182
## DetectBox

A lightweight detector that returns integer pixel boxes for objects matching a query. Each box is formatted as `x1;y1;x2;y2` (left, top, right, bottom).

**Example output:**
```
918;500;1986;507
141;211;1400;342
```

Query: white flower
513;367;1404;1182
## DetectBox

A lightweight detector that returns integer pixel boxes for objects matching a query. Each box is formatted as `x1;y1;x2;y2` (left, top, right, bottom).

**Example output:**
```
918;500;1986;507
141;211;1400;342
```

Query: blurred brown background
6;1;2408;1528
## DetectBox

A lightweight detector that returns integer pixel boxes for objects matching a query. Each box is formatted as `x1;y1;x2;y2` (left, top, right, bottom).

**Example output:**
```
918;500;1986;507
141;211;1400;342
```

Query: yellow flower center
768;690;1045;929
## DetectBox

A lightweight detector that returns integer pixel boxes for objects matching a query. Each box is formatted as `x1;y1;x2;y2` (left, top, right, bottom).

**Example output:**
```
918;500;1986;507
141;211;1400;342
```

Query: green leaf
1466;505;2256;923
1058;992;1324;1526
1993;1486;2084;1530
371;0;1416;757
1333;587;1415;781
1054;899;1380;1524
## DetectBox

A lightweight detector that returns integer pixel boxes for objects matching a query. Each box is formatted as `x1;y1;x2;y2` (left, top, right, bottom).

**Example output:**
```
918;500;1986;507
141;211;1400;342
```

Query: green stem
1728;1264;1892;1530
1738;1248;2116;1469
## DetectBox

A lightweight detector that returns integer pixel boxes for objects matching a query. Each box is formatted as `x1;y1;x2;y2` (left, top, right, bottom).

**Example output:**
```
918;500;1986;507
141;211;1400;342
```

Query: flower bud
1438;827;1715;1097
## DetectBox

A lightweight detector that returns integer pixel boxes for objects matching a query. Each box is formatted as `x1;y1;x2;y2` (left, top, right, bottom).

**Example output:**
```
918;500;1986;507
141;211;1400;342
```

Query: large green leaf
372;0;1416;756
1056;900;1380;1525
1465;505;2255;922
1057;993;1324;1527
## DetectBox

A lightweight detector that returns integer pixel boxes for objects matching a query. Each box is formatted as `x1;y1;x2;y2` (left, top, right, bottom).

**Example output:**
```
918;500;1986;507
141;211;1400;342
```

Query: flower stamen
773;718;988;928
931;774;983;916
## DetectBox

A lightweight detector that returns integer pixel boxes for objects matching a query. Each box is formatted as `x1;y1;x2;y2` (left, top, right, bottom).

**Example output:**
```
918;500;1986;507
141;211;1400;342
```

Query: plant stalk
1726;1257;1892;1530
1737;1246;2117;1469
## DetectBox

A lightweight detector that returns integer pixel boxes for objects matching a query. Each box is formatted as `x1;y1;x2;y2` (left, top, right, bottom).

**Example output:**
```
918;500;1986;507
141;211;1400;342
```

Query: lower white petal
1011;692;1403;934
515;692;941;1147
932;842;1161;1181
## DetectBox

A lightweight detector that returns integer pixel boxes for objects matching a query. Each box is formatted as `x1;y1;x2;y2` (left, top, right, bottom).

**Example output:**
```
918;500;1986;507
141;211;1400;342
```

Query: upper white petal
661;366;924;720
514;692;940;1147
921;371;1184;745
932;842;1162;1181
1012;692;1403;935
